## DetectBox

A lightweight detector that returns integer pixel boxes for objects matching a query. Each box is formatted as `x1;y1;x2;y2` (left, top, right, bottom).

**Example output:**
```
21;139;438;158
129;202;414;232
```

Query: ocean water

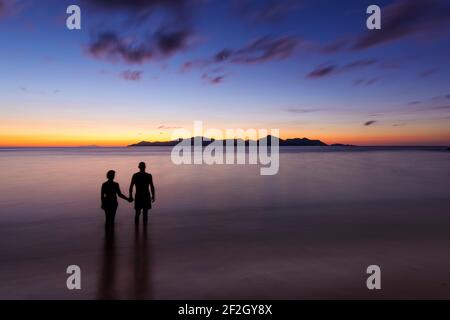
0;146;449;299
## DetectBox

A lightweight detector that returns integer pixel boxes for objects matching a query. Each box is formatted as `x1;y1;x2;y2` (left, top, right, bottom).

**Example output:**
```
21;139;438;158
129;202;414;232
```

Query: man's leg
135;209;141;225
143;209;149;225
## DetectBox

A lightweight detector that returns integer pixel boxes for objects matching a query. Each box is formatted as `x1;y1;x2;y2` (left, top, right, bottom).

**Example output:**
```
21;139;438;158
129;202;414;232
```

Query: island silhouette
128;135;341;147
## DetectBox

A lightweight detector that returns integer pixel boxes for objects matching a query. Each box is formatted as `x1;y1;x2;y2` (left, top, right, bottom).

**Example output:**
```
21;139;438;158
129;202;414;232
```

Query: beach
0;147;450;299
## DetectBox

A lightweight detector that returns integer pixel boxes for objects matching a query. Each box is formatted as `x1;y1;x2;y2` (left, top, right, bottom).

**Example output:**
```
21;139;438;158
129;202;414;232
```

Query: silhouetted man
101;170;130;225
129;162;156;225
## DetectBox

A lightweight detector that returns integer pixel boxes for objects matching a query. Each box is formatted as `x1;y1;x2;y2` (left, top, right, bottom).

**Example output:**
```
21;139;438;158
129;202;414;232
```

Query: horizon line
1;145;449;149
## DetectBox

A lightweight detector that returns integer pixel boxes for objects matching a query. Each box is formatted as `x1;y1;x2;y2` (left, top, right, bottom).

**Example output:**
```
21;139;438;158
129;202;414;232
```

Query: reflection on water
130;225;151;299
0;147;450;299
97;225;117;299
97;224;152;300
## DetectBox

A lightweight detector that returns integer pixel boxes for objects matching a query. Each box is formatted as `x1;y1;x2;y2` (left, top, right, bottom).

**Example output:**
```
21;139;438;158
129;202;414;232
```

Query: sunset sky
1;0;450;146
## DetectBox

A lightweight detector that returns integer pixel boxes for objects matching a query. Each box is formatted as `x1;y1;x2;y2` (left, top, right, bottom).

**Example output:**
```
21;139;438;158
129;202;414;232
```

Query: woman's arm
117;183;131;202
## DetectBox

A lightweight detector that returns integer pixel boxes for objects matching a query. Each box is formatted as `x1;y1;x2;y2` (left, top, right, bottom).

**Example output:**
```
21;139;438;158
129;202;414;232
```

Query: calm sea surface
0;146;449;299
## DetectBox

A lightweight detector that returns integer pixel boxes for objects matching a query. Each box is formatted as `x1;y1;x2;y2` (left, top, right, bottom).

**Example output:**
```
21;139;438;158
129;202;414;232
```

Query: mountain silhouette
129;135;329;147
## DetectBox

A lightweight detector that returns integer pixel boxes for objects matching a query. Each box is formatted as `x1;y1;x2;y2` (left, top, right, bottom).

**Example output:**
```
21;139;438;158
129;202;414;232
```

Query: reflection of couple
101;162;156;226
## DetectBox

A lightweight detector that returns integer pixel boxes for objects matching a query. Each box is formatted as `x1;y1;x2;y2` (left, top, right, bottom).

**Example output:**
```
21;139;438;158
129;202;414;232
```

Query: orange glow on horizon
1;117;449;147
2;131;449;147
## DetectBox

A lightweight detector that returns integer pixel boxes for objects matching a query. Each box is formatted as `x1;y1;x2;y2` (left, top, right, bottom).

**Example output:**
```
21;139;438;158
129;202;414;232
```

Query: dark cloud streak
306;64;336;78
221;36;299;64
235;0;301;24
86;0;188;13
306;59;378;79
85;0;193;64
364;120;377;126
89;32;154;64
353;77;380;86
88;27;191;64
202;73;226;85
353;0;450;50
286;108;322;114
155;28;190;56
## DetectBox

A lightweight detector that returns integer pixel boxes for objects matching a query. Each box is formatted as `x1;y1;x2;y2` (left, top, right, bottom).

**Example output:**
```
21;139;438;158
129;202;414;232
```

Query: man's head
106;170;115;181
138;162;146;171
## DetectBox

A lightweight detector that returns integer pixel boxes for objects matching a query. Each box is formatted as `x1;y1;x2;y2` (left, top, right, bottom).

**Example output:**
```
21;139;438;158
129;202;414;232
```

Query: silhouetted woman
101;170;130;225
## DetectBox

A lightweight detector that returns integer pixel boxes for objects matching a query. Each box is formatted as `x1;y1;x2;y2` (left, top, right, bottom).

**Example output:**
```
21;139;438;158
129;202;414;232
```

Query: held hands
124;195;154;203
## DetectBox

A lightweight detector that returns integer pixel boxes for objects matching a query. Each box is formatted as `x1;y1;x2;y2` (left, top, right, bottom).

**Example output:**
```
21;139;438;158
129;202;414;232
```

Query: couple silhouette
101;162;156;226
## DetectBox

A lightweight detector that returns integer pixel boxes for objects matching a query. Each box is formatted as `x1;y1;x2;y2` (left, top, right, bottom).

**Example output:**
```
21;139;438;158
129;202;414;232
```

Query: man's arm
150;175;156;202
129;175;135;201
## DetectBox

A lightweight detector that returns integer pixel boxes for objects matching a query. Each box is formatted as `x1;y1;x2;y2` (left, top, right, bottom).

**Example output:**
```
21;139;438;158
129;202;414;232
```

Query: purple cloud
184;36;299;70
0;0;19;17
342;59;378;71
235;0;301;24
364;120;377;126
88;27;191;64
353;0;450;50
286;108;322;114
120;70;143;81
180;59;210;72
89;32;154;64
214;49;234;63
319;39;348;54
353;77;380;86
85;0;193;64
419;68;438;78
86;0;188;13
431;94;450;101
398;104;450;115
306;59;378;79
427;105;450;111
306;64;336;78
202;73;226;85
227;36;299;64
155;29;190;56
181;35;298;83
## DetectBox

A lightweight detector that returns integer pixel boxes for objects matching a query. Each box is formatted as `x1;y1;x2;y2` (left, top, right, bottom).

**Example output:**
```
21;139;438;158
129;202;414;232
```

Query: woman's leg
110;206;117;224
105;209;113;225
105;206;118;225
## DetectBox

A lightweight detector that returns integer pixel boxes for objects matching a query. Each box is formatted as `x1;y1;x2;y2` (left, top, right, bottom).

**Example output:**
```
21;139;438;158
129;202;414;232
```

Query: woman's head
106;170;115;180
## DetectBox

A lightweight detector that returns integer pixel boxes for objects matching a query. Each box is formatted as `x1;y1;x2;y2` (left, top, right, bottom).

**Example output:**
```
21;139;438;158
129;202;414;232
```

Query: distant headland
128;136;352;147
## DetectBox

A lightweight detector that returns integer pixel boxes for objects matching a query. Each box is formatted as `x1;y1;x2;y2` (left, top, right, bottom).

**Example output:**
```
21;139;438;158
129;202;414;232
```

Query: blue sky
1;0;450;146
